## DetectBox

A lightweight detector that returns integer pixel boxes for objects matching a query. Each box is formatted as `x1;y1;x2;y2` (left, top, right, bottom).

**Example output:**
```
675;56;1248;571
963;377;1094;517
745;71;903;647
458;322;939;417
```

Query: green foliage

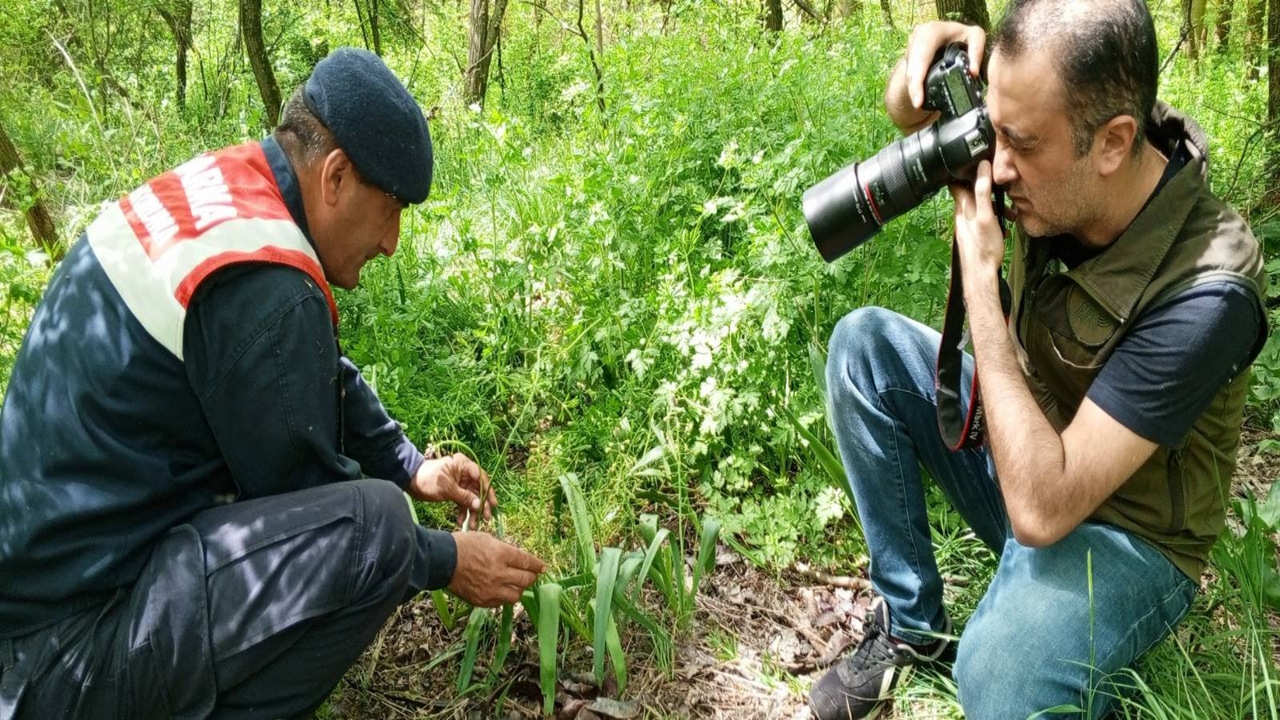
448;473;698;710
592;546;623;685
0;231;51;399
561;472;599;573
1101;488;1280;719
636;511;721;633
534;581;563;716
456;605;489;693
1220;485;1280;613
340;12;948;570
2;0;1277;715
1248;253;1280;440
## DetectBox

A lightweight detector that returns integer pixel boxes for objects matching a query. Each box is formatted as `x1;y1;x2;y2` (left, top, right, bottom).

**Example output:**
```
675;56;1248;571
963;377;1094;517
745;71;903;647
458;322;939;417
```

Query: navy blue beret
304;48;433;204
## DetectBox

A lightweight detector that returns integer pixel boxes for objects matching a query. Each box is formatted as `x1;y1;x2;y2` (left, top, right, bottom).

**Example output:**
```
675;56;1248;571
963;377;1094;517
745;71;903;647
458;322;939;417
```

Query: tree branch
794;0;821;20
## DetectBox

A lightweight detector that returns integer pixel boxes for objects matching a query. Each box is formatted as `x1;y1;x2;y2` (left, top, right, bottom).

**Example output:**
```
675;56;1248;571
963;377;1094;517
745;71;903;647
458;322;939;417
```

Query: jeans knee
827;307;900;396
953;625;988;709
955;613;1092;720
954;612;1031;719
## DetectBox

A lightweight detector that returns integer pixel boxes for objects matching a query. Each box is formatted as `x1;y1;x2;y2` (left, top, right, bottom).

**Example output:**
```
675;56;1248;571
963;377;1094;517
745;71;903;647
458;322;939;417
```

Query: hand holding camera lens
950;160;1005;282
803;22;995;263
901;22;987;116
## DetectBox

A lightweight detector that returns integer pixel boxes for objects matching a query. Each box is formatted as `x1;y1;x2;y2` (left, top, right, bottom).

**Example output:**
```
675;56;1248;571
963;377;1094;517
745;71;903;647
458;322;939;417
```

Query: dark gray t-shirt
1086;281;1261;446
1055;146;1262;447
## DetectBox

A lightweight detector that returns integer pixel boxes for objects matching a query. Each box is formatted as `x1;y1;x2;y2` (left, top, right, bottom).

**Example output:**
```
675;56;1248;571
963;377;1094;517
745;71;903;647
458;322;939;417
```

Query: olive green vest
1005;105;1268;579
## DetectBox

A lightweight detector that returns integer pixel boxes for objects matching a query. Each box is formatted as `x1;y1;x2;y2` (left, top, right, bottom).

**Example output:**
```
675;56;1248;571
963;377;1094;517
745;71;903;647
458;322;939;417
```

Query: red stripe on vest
103;141;341;332
220;145;294;225
119;145;295;263
119;171;192;261
175;247;340;326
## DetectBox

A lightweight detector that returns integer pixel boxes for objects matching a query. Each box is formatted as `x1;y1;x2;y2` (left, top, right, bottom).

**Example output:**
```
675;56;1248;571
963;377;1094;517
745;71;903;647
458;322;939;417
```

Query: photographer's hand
948;161;1159;550
950;160;1004;284
885;21;986;133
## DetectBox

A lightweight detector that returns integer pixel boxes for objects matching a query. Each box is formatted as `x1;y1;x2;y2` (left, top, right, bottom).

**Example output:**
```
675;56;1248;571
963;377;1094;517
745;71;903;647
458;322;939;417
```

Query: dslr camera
803;44;995;262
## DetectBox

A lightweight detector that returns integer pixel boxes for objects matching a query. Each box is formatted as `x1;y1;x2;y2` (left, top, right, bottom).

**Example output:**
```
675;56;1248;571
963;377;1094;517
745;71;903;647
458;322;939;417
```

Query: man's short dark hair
991;0;1158;158
273;89;337;168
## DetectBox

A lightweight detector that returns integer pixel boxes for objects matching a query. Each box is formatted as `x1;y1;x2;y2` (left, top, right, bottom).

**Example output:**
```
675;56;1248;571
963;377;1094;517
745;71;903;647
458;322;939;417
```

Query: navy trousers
0;479;430;719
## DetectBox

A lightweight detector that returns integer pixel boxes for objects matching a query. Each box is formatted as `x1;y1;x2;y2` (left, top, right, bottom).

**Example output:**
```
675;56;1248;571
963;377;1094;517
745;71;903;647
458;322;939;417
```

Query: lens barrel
803;123;949;263
802;162;877;263
803;106;992;263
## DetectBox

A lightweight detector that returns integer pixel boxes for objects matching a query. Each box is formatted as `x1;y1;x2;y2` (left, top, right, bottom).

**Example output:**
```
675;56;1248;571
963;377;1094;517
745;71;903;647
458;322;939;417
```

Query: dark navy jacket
0;138;455;638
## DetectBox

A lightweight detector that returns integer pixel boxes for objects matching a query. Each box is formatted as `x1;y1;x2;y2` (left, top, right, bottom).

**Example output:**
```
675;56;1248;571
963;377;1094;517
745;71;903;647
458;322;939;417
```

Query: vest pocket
1044;326;1109;370
1031;279;1121;371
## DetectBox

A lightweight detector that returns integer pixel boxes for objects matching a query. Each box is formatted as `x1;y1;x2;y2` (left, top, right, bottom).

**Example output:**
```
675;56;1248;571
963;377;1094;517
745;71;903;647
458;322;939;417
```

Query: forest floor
328;429;1280;720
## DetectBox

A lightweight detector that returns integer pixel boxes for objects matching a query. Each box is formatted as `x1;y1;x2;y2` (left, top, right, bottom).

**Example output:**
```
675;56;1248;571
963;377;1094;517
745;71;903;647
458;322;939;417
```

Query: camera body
804;44;994;263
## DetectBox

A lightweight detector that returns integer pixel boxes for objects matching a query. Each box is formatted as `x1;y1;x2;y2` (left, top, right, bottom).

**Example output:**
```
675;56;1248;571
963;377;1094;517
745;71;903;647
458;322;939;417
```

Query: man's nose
991;142;1017;187
382;216;401;256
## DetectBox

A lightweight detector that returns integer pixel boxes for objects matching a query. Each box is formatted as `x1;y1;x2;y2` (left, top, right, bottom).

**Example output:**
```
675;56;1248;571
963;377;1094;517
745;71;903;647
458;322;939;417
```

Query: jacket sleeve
183;265;455;588
339;355;426;489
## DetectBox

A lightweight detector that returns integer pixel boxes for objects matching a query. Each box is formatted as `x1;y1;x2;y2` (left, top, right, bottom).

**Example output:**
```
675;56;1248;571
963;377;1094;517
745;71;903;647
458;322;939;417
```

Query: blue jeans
826;307;1196;719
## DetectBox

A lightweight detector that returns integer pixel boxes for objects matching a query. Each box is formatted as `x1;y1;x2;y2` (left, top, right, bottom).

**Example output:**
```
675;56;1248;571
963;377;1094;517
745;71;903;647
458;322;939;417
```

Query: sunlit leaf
537;583;563;716
593;547;622;685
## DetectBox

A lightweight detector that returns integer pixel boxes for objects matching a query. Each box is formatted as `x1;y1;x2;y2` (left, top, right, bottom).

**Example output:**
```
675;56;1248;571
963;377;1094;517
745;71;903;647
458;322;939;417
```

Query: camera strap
935;189;1011;451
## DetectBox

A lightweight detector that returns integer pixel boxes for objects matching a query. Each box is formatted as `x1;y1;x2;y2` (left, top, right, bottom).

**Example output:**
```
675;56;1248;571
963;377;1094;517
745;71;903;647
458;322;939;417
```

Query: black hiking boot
808;597;953;720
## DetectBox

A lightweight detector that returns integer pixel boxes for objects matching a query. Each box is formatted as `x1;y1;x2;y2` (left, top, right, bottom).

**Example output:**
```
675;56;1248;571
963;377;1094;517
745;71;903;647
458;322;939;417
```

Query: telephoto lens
803;44;993;263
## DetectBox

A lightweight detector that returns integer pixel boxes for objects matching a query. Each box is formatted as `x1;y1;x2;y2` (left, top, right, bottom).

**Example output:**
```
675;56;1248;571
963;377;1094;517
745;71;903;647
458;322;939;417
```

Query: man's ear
1093;115;1139;178
318;149;355;207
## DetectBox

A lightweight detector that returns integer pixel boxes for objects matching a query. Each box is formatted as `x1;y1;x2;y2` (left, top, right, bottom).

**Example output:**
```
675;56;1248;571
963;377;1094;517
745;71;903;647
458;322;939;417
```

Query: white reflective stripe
86;204;318;361
151;216;318;290
87;204;186;359
877;666;896;700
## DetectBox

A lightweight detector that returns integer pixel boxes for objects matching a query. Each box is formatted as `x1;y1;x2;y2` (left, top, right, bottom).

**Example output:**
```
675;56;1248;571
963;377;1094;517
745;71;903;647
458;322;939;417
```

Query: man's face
313;160;405;290
986;48;1099;240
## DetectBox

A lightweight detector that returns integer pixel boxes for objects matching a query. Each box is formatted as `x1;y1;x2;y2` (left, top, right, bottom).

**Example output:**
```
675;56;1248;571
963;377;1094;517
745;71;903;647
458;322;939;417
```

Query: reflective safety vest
85;142;338;360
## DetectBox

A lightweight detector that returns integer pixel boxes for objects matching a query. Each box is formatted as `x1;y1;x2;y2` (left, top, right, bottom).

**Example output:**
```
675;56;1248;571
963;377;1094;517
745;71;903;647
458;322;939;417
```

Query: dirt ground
328;558;862;720
328;428;1280;720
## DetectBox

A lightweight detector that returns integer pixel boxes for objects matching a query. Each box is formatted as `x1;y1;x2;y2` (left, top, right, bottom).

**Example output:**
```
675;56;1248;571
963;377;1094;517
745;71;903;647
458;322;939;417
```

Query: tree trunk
935;0;988;30
594;0;603;56
834;0;856;19
463;0;509;107
1215;0;1233;52
576;0;607;117
880;0;894;28
0;119;60;256
1246;0;1266;71
795;0;822;23
1269;0;1279;187
370;0;382;56
1185;0;1208;59
240;0;281;127
157;0;193;109
764;0;783;30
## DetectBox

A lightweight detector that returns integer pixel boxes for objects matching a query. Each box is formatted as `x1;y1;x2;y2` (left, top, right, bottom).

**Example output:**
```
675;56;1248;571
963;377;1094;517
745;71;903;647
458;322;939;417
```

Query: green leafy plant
5;0;1276;715
636;512;722;633
534;582;563;716
1218;483;1280;613
448;472;701;710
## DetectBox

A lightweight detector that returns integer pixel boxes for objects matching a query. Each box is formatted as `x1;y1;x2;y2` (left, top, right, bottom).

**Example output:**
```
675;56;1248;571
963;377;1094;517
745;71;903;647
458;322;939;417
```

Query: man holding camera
0;49;544;718
810;1;1268;719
